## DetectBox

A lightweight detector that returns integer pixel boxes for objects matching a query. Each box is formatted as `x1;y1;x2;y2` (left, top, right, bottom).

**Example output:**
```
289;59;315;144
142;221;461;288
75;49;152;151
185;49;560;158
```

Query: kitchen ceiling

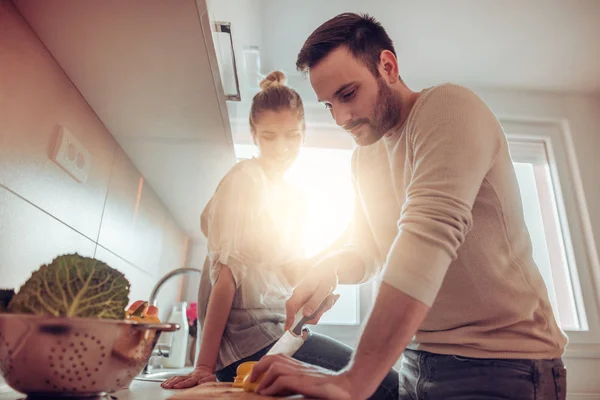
259;0;600;94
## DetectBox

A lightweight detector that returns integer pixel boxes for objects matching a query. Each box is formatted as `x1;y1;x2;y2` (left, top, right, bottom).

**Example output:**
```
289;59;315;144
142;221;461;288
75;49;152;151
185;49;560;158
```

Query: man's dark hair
296;13;396;77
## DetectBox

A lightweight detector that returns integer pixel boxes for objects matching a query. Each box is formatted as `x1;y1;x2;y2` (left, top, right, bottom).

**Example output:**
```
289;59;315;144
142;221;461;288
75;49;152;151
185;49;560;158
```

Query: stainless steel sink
135;367;195;382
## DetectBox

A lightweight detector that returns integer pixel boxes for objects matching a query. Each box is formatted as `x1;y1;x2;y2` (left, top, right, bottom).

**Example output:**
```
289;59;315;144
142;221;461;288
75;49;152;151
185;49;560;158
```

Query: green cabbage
7;253;130;319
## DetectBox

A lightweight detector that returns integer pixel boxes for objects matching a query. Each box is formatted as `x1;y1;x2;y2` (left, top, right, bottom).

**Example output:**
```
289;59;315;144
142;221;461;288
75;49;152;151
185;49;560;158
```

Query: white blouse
198;158;307;369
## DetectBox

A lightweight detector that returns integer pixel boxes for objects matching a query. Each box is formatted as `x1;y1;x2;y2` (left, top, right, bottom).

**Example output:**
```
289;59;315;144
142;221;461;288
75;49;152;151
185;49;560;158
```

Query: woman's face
253;109;304;172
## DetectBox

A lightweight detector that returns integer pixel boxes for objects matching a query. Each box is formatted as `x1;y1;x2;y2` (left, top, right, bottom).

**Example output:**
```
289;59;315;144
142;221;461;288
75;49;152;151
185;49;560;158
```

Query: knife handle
291;301;329;336
290;309;306;333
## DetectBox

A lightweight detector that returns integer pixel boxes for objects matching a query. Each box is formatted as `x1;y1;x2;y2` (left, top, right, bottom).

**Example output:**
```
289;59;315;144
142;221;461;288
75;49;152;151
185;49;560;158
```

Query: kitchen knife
266;301;328;357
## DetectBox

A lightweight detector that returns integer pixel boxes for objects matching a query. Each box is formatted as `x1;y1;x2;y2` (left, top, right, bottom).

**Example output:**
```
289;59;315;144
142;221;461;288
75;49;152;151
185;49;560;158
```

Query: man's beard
374;77;402;136
350;78;402;146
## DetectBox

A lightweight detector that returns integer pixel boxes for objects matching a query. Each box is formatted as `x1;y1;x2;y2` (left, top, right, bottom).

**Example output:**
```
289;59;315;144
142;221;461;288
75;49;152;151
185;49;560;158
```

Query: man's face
309;46;401;146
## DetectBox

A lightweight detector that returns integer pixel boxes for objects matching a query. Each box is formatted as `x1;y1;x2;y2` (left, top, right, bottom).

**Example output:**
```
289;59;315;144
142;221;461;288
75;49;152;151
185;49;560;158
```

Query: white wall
0;1;188;320
179;241;207;303
258;0;600;93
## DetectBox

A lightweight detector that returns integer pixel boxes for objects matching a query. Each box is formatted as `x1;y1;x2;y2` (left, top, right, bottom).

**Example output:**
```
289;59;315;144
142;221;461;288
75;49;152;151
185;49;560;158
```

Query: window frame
501;119;600;358
511;142;585;331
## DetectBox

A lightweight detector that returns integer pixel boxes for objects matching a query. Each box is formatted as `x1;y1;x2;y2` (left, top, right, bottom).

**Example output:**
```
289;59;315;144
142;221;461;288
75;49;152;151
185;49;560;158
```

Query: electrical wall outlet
52;125;92;183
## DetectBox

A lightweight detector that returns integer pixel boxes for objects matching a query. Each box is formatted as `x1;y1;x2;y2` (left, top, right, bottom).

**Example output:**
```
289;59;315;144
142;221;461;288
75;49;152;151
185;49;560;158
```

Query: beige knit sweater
349;83;568;359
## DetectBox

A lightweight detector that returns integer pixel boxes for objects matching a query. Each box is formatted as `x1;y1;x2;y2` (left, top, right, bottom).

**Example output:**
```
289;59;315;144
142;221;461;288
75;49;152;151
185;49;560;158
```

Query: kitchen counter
0;381;299;399
0;380;176;400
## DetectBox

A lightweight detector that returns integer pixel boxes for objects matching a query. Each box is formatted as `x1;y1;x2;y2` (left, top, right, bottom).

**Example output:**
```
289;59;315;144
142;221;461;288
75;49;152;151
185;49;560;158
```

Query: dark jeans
215;330;399;400
398;349;567;399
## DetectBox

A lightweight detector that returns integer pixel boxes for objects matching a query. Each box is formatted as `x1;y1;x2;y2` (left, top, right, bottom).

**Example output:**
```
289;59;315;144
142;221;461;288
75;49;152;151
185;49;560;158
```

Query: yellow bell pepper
232;361;257;388
243;371;265;393
125;300;161;324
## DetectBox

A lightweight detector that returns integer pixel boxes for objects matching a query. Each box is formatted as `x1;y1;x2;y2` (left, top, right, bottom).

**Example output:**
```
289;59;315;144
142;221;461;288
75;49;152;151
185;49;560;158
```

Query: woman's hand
160;365;216;389
167;264;234;389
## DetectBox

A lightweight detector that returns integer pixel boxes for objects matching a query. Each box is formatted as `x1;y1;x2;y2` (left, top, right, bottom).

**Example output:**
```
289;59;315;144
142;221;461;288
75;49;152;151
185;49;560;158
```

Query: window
504;120;600;350
234;118;600;345
509;139;587;331
234;144;359;325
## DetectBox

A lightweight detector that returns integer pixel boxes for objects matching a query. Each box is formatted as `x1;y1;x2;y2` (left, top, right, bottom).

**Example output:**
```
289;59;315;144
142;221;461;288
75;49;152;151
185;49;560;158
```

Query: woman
162;71;398;400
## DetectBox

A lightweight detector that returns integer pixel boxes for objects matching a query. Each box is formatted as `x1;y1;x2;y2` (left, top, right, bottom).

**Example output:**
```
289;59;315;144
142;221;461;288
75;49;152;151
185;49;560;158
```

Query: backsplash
0;1;188;319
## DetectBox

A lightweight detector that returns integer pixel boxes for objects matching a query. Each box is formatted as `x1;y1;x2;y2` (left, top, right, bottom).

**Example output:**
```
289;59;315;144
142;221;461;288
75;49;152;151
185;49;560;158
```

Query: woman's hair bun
259;70;287;90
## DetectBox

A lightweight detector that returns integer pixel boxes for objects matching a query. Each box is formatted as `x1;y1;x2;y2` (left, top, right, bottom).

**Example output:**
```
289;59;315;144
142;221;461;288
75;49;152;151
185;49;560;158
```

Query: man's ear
379;50;400;84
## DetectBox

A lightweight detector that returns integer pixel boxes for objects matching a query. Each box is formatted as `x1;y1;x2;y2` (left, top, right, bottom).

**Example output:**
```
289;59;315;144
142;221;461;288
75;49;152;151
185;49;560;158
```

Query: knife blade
266;301;328;357
265;330;304;357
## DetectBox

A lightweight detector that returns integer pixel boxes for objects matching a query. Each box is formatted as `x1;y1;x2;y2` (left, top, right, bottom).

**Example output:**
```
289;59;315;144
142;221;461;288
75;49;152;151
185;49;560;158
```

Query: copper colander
0;313;178;398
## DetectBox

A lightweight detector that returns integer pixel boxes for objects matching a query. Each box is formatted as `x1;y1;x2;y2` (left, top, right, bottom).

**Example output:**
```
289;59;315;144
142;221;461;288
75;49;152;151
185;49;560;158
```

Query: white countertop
0;380;176;400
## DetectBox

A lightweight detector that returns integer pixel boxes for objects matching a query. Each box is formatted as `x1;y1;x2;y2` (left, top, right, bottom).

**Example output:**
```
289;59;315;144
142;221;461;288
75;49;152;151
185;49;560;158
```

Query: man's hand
250;354;358;399
285;257;340;330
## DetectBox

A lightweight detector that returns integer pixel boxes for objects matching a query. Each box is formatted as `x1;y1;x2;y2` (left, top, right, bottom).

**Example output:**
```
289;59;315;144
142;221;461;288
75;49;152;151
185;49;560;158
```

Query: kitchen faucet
149;267;202;307
142;267;202;375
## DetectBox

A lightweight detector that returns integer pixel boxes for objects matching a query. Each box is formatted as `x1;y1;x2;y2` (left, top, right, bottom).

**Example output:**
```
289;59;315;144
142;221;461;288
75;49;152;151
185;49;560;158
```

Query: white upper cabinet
13;0;240;242
14;0;235;145
206;0;264;137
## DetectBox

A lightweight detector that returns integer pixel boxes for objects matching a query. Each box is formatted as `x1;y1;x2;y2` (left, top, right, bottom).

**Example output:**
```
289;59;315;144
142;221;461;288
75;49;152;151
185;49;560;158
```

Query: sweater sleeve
382;85;502;306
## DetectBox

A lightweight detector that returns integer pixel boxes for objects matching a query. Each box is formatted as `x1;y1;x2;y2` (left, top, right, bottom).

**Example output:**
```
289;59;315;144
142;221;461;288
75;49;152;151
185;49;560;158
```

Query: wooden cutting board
168;382;305;399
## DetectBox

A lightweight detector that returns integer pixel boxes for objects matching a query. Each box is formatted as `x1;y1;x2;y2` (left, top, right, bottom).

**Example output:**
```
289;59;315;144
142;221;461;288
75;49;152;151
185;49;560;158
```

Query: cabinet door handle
214;21;241;102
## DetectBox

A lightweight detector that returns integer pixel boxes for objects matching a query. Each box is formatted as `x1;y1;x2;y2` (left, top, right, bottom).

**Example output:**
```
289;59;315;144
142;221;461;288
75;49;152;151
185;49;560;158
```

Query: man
250;13;568;400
